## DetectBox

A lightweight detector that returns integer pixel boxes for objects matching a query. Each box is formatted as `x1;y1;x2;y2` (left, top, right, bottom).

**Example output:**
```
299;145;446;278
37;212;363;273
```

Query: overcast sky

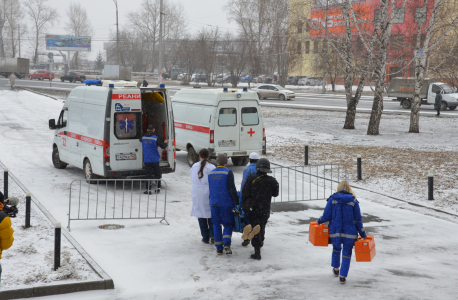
39;0;238;61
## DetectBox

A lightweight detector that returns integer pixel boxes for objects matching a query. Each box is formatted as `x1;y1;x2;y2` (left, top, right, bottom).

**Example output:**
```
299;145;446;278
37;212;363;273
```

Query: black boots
241;239;250;246
250;247;261;260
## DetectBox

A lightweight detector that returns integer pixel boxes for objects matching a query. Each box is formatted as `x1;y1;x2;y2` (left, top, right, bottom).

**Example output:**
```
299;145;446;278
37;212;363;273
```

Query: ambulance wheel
84;159;99;184
241;157;249;166
257;93;261;100
231;157;243;166
440;101;447;111
449;106;456;110
52;147;67;169
187;147;198;167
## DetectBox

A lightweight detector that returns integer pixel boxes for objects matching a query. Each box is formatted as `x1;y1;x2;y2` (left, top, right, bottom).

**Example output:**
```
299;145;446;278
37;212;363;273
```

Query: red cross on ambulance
247;128;255;137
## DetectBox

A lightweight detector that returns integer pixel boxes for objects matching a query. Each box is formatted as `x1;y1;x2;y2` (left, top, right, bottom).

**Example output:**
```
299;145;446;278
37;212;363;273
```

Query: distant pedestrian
190;148;216;244
142;78;148;87
208;154;239;255
241;158;279;260
316;181;367;284
139;125;168;194
9;73;16;88
435;90;442;116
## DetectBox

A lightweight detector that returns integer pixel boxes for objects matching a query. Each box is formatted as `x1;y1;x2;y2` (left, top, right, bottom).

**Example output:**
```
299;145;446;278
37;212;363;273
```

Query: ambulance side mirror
49;119;56;130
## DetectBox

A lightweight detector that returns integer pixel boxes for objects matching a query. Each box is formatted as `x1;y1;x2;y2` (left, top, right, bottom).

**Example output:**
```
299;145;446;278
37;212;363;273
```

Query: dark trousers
436;109;440;115
198;218;214;243
145;162;161;190
247;209;270;248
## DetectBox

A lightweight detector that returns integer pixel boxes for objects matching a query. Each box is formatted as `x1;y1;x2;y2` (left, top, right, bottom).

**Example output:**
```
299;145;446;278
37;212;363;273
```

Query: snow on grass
263;107;458;214
0;175;101;289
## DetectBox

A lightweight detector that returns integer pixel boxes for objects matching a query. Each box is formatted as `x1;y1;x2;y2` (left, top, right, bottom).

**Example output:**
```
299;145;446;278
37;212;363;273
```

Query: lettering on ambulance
174;122;210;134
62;137;66;147
112;94;141;100
58;131;103;146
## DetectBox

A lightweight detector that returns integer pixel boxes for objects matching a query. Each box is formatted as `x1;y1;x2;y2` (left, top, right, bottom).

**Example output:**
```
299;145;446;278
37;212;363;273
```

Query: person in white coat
190;148;216;244
9;73;16;88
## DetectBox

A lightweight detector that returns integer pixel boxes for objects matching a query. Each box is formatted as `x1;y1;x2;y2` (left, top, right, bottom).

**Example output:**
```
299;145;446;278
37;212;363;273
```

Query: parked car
31;63;47;70
286;76;294;85
299;77;323;86
256;75;267;83
252;84;295;101
288;76;305;85
29;70;54;81
263;75;275;84
196;74;207;82
60;72;86;83
241;75;256;82
217;74;238;84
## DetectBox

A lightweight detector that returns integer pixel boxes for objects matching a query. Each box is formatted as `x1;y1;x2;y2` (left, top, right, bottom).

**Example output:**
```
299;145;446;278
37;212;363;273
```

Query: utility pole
321;0;329;94
113;0;120;65
158;0;163;85
18;25;21;58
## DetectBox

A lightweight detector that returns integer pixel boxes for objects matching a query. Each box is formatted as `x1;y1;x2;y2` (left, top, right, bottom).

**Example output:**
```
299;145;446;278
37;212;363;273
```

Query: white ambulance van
49;80;176;180
172;87;266;167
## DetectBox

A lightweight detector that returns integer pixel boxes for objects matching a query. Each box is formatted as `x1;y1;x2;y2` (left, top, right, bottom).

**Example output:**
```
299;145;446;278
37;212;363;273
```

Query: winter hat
249;152;260;160
216;154;228;166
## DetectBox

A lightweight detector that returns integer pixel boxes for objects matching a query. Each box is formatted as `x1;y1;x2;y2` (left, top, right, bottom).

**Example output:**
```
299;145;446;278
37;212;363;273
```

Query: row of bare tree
291;0;458;135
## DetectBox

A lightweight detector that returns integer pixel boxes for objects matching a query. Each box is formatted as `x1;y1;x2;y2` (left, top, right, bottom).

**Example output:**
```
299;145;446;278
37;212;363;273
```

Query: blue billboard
46;35;91;51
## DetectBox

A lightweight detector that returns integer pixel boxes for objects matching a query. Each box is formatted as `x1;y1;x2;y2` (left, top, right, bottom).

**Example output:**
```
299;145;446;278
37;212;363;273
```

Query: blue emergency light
84;80;102;86
160;84;165;88
223;87;228;92
109;84;114;88
243;87;248;92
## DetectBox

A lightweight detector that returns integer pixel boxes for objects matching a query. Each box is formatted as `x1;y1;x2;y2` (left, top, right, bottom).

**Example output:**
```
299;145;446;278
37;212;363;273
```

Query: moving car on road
252;84;295;101
29;70;54;81
61;72;86;83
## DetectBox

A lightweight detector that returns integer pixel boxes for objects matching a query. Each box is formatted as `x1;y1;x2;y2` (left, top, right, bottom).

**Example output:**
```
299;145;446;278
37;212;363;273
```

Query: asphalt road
4;77;457;118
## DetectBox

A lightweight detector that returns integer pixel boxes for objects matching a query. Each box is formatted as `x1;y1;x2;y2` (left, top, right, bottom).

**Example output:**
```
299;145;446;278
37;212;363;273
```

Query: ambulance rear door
214;101;240;154
239;100;263;153
110;90;143;171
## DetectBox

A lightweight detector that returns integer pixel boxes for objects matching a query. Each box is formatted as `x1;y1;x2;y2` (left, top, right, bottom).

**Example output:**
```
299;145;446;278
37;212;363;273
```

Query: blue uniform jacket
317;191;367;244
239;163;257;203
140;132;167;163
209;166;239;208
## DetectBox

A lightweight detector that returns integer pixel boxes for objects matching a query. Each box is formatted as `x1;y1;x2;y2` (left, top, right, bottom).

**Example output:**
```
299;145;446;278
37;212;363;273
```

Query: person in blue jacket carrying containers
209;154;239;255
239;152;260;246
140;125;168;194
317;181;367;284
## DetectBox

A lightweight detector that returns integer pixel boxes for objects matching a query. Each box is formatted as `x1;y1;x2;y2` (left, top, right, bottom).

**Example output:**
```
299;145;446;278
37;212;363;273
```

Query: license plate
218;140;236;147
116;153;137;160
233;151;247;156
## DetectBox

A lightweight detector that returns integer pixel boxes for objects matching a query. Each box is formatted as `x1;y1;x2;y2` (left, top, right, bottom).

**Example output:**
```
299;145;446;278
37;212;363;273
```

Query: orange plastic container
355;235;376;262
308;221;329;247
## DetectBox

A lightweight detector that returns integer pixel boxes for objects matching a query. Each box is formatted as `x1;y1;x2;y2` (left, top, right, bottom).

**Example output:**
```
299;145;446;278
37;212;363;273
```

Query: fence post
3;168;8;199
428;173;434;200
357;155;362;180
25;192;31;228
54;222;61;270
304;144;309;166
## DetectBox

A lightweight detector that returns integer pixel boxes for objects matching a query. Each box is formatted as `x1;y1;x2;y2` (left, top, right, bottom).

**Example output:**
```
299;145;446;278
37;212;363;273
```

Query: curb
0;160;114;298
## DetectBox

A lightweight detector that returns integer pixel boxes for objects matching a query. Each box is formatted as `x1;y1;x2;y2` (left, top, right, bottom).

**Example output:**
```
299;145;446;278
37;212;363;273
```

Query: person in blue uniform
208;154;239;255
317;181;367;284
239;152;259;246
140;125;168;194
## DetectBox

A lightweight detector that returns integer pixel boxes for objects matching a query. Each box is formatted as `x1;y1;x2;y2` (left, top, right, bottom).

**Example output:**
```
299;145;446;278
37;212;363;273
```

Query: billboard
310;4;371;37
46;35;91;51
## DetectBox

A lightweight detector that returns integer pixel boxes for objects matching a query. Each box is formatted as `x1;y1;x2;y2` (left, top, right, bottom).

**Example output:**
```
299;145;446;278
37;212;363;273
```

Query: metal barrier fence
271;164;347;202
68;179;168;231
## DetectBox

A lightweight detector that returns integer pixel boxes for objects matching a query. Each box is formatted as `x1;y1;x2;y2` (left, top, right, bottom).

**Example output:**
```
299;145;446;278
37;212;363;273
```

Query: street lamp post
113;0;120;65
158;0;163;85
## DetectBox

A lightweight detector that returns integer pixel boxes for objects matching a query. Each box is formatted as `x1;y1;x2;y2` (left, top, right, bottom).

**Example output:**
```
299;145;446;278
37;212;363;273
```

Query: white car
252;84;295;101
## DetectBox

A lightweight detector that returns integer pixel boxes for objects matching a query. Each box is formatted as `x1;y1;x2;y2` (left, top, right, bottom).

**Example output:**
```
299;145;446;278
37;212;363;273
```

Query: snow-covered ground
0;89;458;299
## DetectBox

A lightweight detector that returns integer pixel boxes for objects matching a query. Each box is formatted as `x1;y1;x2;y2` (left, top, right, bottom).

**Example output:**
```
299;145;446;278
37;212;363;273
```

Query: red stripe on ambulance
112;94;141;99
174;122;210;134
58;131;104;146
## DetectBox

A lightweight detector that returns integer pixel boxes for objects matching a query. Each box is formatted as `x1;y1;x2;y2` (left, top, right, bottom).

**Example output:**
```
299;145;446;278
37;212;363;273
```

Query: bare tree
64;2;93;69
408;0;458;133
195;27;220;86
221;33;250;88
24;0;58;64
176;36;199;85
0;0;24;57
127;0;186;71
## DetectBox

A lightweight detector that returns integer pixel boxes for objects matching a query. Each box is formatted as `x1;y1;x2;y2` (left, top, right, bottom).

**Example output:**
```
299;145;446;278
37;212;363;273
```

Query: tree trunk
367;81;384;135
344;97;357;129
409;77;423;133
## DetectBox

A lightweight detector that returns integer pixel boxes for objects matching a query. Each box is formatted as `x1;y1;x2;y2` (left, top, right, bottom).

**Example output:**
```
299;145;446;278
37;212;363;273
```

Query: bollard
357;155;362;180
25;192;31;228
3;168;8;199
54;222;61;271
428;173;434;200
304;144;309;166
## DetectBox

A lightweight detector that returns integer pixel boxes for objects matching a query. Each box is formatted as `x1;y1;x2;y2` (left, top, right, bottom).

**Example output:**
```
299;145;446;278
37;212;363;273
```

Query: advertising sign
310;4;371;37
46;35;91;51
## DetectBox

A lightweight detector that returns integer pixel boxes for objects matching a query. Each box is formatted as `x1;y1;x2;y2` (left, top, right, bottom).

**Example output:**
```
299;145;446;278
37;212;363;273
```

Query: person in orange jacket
0;192;15;286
